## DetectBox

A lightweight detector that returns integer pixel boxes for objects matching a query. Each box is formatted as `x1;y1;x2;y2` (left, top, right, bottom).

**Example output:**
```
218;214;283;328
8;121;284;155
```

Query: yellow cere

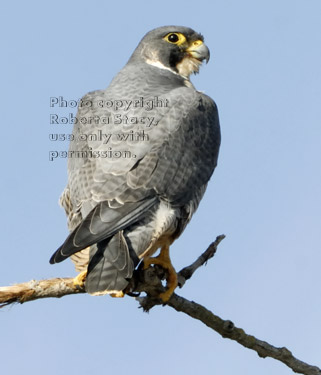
191;40;203;47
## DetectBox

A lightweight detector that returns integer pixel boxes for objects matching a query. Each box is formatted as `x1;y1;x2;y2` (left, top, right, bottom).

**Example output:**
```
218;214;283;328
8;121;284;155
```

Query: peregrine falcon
50;26;221;302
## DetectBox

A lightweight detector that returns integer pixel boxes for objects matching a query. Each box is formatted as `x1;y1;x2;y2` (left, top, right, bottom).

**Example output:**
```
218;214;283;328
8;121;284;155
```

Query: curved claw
73;270;87;288
143;243;178;302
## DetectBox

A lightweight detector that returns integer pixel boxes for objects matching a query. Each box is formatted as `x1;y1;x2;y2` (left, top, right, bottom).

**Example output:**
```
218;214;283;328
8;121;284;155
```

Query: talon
73;270;87;287
143;242;177;302
159;267;177;302
159;289;175;303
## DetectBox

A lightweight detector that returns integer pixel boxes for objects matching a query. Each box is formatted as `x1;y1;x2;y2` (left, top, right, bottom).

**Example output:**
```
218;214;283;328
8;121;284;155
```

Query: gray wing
70;88;219;205
54;87;219;250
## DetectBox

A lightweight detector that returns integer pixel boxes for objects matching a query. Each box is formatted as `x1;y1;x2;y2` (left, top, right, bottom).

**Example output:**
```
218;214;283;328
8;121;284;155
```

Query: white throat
145;59;194;88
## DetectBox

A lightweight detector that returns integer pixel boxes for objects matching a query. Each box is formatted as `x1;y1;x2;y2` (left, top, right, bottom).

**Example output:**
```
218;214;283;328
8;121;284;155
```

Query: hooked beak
186;40;210;63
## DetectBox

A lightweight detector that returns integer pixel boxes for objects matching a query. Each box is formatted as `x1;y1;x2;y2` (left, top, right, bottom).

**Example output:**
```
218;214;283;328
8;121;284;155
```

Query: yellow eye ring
164;32;187;45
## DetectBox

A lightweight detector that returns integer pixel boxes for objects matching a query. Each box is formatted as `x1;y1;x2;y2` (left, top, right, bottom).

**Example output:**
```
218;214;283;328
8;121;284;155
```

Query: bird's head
129;26;210;79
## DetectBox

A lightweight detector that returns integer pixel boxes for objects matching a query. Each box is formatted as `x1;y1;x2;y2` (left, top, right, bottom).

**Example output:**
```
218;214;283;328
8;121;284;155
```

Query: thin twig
167;294;321;375
178;234;225;286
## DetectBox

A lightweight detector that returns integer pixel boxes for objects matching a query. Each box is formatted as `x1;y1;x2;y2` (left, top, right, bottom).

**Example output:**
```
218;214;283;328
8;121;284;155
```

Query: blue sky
1;1;320;374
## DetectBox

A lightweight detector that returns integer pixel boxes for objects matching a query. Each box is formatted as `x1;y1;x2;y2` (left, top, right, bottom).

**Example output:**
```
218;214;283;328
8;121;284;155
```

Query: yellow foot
143;243;178;302
73;270;87;288
159;270;177;302
109;291;125;298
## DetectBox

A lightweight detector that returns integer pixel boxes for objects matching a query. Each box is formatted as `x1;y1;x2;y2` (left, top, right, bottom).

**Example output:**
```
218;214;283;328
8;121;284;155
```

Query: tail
84;231;139;295
50;196;158;295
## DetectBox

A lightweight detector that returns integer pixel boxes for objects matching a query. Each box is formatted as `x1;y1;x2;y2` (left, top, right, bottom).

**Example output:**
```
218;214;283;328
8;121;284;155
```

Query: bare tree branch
167;294;321;375
0;278;85;307
0;235;320;375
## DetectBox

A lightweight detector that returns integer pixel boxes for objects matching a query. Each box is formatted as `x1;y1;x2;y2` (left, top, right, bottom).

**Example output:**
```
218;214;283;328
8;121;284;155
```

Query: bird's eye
168;33;179;43
164;32;186;45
